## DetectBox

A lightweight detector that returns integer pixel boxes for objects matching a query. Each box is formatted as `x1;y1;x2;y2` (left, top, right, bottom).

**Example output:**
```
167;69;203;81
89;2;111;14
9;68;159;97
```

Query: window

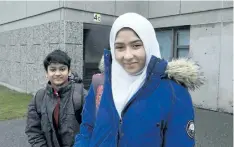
155;27;190;61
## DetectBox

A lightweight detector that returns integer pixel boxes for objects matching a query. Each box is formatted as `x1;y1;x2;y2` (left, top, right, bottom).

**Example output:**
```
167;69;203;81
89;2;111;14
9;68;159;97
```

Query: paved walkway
195;108;233;147
0;108;232;147
0;118;29;147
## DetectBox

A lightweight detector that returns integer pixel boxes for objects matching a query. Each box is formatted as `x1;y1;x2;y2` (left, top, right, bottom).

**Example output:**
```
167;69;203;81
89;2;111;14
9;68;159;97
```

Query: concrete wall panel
190;23;221;111
26;1;61;17
1;60;8;83
11;62;21;88
65;44;83;75
221;7;233;22
0;9;63;33
33;23;50;45
0;45;6;60
149;1;180;18
189;22;233;113
218;22;233;113
64;1;86;10
115;1;139;16
20;62;27;91
150;8;233;28
136;1;149;18
85;1;115;15
65;1;115;15
0;60;4;82
26;63;38;93
0;1;27;24
65;21;83;45
34;45;45;65
18;28;28;46
64;9;116;26
181;1;222;14
11;45;21;63
223;0;233;8
0;20;84;93
20;45;27;64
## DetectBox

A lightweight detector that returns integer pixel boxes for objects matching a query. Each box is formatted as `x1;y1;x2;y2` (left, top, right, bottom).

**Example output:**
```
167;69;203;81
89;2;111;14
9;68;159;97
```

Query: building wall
0;20;83;94
216;22;233;113
189;22;233;113
0;1;232;29
0;1;233;113
148;1;233;19
64;1;148;18
0;1;64;31
147;1;233;113
0;1;148;32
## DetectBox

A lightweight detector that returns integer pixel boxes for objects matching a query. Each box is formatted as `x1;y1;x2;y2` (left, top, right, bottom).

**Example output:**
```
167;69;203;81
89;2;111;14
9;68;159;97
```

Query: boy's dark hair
43;50;71;71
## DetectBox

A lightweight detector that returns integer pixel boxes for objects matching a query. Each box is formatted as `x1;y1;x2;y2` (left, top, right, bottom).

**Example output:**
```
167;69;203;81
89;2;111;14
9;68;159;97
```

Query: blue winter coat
74;49;204;147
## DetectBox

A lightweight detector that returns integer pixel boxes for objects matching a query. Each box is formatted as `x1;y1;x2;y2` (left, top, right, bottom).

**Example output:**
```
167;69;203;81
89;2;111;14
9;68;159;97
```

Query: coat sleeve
164;83;195;147
25;91;48;147
74;84;96;147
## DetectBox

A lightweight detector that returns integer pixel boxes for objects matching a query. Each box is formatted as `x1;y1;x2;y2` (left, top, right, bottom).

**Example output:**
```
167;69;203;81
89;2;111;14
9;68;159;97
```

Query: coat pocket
60;112;80;145
41;112;54;147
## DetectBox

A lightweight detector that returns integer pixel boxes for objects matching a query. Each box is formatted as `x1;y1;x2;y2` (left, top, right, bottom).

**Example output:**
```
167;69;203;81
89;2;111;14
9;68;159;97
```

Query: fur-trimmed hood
165;58;205;91
98;56;205;91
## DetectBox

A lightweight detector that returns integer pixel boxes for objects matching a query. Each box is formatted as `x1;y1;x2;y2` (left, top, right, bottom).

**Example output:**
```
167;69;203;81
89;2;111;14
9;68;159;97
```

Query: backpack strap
92;73;104;114
34;88;46;117
72;83;87;124
72;83;85;112
70;72;86;112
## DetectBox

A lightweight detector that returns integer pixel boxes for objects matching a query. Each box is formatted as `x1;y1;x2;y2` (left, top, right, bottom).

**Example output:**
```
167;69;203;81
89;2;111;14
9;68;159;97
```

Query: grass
0;85;32;121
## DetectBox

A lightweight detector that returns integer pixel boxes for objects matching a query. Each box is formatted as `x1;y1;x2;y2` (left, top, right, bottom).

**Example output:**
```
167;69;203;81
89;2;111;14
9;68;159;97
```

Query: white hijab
109;13;161;117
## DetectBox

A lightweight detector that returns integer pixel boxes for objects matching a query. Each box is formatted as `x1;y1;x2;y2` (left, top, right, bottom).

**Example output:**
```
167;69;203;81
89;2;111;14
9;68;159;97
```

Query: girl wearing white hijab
74;12;204;147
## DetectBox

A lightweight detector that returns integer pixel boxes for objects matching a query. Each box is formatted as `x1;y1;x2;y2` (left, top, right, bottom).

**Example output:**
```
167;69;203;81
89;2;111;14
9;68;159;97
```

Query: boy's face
46;63;71;87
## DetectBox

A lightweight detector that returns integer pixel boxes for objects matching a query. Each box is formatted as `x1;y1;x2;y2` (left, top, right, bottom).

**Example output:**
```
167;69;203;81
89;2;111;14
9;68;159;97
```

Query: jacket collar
46;81;72;97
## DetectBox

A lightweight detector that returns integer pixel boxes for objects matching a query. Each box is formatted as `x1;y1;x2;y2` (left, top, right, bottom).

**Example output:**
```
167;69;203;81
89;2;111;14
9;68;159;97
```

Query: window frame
155;26;190;59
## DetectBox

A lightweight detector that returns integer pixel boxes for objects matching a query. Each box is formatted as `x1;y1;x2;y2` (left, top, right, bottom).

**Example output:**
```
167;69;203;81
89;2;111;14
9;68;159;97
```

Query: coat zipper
120;60;158;117
160;120;168;147
117;76;152;147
